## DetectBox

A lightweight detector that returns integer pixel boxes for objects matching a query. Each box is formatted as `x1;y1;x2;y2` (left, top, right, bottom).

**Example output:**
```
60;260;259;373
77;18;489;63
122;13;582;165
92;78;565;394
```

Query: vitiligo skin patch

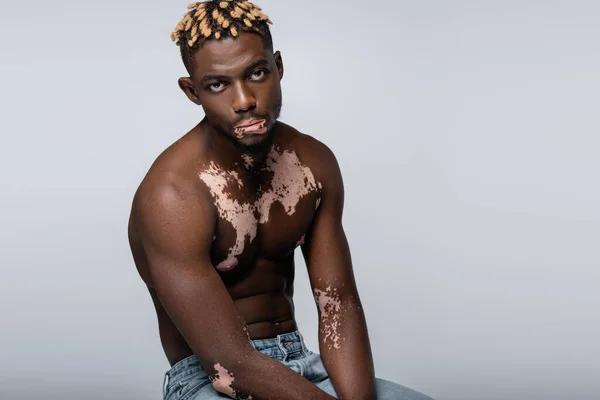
256;148;320;224
199;146;320;271
198;164;257;271
211;363;236;396
211;362;254;400
241;154;254;169
313;286;343;350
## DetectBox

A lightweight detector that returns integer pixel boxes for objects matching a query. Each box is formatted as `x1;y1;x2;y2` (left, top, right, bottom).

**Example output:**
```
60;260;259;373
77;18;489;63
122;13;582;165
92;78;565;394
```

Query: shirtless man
128;1;434;399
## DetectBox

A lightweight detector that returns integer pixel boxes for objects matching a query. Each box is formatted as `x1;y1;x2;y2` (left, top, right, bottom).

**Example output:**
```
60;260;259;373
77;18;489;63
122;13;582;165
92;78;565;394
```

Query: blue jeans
162;331;434;400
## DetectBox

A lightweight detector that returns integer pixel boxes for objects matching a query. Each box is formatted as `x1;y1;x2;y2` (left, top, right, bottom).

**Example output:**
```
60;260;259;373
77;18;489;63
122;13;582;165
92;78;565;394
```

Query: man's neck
205;120;276;172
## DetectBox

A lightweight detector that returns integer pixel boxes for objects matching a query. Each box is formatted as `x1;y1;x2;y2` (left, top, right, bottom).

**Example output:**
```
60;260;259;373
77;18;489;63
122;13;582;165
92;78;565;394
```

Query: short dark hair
171;1;274;74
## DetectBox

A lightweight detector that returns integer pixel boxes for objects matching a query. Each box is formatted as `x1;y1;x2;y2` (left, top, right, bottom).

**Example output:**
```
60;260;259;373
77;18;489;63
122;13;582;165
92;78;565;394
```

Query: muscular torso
128;123;322;366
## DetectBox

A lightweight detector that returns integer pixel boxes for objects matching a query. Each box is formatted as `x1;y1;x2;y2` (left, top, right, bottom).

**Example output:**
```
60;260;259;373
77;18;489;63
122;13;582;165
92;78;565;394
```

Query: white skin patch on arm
257;148;320;224
313;286;343;350
211;363;235;396
211;362;254;400
199;163;257;271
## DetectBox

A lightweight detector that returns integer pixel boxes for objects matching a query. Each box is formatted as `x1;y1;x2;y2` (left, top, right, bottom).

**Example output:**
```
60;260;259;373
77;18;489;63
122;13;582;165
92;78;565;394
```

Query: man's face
180;32;283;152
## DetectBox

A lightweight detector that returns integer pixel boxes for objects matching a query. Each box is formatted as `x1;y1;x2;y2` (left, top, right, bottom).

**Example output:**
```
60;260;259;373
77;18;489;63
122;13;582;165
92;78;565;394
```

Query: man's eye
208;82;225;92
250;69;266;80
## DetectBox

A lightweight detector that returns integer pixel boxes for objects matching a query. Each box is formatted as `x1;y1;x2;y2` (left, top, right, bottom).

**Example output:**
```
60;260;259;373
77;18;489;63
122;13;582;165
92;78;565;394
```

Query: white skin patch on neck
313;286;343;350
241;154;254;169
211;363;235;396
198;147;320;270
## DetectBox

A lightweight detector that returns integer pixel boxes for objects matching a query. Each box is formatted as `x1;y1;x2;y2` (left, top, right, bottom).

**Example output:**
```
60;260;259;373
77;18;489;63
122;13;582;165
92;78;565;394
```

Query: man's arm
301;143;377;400
133;174;336;400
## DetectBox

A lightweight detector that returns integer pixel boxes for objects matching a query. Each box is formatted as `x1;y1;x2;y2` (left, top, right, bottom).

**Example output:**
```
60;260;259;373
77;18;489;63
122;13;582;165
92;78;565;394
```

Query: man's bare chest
198;147;322;272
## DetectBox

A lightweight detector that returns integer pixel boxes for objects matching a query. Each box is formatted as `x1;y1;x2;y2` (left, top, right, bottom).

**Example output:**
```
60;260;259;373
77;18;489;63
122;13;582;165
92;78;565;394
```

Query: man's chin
235;131;274;153
238;133;266;144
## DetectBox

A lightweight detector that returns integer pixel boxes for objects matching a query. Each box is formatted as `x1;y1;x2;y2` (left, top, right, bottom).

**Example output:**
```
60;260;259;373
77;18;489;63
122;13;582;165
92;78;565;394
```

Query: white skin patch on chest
198;147;320;271
199;164;257;271
230;171;243;188
257;148;320;224
314;286;343;350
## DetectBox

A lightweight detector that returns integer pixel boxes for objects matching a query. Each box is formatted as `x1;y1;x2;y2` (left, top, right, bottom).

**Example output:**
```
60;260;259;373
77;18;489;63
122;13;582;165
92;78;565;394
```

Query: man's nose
232;81;256;113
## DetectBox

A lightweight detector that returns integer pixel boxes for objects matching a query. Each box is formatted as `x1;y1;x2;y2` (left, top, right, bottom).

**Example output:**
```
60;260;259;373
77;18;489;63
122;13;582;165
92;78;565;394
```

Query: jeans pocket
164;372;210;400
179;376;212;400
163;380;179;400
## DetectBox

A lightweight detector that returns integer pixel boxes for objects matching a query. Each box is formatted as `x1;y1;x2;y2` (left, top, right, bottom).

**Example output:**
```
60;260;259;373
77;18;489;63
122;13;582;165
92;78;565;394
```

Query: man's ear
178;77;202;105
273;51;284;81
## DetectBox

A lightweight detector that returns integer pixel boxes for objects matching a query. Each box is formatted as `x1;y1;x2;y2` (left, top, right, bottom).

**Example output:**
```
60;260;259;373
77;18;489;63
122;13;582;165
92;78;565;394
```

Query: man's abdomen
155;282;298;366
235;292;297;339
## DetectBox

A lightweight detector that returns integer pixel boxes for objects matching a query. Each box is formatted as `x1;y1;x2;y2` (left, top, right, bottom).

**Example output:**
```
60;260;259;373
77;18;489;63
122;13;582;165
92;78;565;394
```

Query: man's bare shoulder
143;127;211;185
278;122;341;185
130;127;214;230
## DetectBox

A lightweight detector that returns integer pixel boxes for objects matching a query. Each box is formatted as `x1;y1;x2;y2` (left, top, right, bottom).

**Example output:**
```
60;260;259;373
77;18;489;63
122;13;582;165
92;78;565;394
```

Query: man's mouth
234;119;267;136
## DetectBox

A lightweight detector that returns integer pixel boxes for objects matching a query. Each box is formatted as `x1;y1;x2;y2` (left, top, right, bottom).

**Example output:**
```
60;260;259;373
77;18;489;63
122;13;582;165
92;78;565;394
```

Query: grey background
1;1;599;399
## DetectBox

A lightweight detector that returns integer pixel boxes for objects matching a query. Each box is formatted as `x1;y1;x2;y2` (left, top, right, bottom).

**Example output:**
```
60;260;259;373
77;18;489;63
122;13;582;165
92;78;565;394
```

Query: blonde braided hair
171;1;273;72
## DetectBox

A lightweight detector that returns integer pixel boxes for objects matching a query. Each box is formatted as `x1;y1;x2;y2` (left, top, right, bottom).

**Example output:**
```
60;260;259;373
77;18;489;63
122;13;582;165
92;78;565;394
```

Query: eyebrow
200;58;270;85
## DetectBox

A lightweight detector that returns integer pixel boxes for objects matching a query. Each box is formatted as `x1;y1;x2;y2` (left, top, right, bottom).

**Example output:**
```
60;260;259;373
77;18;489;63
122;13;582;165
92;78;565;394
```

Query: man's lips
234;119;267;136
235;118;265;128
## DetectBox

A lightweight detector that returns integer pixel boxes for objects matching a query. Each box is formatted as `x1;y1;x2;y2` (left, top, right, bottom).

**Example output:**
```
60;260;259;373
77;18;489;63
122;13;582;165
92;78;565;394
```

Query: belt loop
276;333;289;361
296;331;308;356
162;372;169;399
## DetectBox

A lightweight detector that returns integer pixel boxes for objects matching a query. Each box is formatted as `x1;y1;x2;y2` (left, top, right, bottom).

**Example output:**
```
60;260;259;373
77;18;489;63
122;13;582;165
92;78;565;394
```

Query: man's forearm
214;350;337;400
317;296;376;400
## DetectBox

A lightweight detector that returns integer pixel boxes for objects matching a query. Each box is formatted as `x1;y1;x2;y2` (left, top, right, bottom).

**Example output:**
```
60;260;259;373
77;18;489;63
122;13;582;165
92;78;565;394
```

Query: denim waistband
162;331;312;397
250;330;309;360
166;331;310;381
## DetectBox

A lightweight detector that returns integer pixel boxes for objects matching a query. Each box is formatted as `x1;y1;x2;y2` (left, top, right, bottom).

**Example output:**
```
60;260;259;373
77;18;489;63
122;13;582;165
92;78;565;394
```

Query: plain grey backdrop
1;1;599;399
